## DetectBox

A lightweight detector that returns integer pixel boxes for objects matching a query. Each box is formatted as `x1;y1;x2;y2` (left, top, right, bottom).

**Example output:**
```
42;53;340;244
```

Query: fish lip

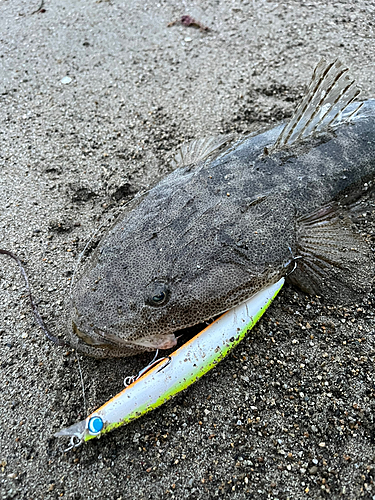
71;320;119;350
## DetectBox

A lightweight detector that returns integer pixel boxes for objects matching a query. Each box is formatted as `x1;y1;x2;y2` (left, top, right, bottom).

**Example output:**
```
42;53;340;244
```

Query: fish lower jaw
72;320;115;349
71;320;171;358
71;335;153;358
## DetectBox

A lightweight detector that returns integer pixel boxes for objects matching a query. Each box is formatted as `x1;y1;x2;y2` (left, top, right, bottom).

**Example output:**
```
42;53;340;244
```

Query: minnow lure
55;278;284;448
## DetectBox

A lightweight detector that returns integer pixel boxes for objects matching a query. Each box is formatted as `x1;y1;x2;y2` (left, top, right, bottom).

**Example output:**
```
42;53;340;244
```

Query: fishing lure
55;277;284;449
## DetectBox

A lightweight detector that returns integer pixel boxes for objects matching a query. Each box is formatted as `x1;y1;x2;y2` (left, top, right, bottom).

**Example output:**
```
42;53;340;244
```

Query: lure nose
55;415;105;450
54;419;86;440
54;415;104;439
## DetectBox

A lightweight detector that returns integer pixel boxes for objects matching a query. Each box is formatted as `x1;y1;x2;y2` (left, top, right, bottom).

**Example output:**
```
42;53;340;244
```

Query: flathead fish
70;60;374;358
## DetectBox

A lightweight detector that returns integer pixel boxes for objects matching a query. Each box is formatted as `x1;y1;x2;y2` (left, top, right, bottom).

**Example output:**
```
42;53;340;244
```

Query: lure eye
146;282;170;307
87;416;104;435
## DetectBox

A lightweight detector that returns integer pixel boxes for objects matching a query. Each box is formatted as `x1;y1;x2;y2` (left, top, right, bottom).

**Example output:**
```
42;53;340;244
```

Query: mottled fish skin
70;64;375;358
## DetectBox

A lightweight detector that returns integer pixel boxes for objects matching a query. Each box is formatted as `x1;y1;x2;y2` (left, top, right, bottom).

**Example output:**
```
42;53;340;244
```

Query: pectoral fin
288;204;373;302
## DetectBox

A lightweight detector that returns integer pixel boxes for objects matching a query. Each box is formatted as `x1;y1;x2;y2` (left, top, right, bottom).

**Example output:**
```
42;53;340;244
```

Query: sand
1;1;374;498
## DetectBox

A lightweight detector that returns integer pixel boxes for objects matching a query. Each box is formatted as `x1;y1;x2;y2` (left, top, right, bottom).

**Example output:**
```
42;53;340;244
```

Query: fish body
70;60;374;358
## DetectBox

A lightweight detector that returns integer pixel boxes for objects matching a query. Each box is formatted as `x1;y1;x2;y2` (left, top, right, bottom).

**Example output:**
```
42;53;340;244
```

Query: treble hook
63;435;83;453
124;349;161;387
156;356;171;373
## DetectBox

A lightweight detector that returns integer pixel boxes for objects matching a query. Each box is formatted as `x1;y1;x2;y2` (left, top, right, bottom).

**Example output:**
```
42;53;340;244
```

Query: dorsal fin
171;135;233;169
274;59;362;149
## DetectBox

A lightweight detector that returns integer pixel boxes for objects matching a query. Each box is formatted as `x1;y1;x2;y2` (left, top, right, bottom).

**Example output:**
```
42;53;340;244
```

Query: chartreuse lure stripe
55;278;284;448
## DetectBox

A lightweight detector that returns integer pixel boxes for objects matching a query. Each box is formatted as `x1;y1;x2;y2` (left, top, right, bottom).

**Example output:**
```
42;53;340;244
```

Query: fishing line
76;354;87;416
0;248;89;443
0;249;66;346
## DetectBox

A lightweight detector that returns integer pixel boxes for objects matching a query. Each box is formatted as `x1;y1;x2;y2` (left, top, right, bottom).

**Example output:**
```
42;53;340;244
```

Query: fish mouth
72;289;273;356
72;321;118;350
71;300;249;356
71;316;212;356
71;318;178;356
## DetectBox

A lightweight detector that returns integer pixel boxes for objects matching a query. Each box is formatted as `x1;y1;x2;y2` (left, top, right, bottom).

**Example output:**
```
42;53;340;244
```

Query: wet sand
1;1;374;498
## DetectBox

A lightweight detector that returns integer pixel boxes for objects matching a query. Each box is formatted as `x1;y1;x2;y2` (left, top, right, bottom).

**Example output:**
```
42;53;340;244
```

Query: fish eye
146;282;170;307
152;291;166;303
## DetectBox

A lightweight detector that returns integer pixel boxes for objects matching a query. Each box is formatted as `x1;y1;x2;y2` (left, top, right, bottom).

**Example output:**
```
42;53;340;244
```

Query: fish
56;278;284;446
70;59;374;358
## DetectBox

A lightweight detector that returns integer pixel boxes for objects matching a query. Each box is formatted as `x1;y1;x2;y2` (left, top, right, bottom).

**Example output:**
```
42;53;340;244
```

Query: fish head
70;225;183;357
70;175;294;358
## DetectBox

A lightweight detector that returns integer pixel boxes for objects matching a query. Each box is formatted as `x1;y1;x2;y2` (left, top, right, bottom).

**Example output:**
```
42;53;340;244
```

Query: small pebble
61;76;72;84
